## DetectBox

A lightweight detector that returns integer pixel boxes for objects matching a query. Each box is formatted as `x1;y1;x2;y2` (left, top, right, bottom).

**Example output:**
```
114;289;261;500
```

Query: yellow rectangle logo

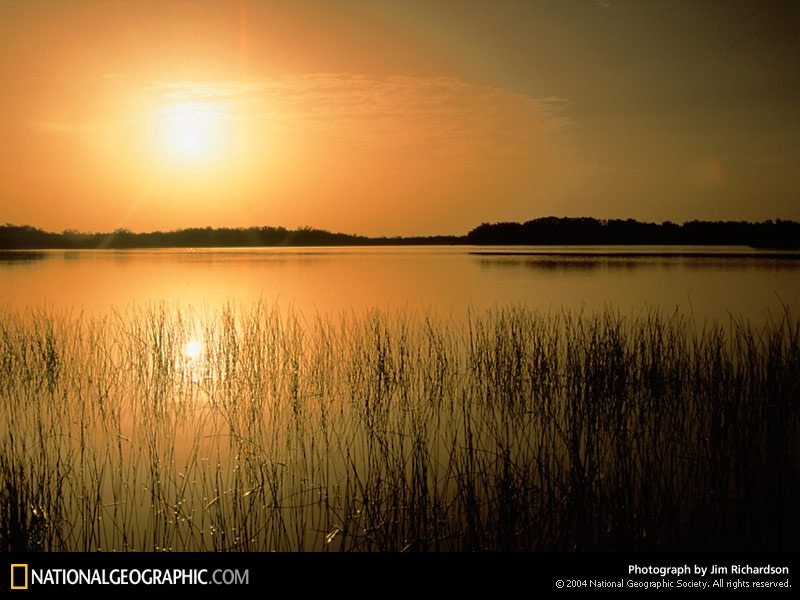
10;564;28;590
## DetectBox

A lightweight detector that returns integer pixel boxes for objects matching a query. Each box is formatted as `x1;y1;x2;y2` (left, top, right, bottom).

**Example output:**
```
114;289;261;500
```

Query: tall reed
0;302;797;551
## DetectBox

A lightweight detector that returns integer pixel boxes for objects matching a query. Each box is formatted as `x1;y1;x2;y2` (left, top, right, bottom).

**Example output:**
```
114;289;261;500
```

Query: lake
2;245;798;322
2;244;799;551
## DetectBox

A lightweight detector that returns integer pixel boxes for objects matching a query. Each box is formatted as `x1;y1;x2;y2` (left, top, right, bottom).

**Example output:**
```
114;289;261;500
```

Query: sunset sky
1;0;798;236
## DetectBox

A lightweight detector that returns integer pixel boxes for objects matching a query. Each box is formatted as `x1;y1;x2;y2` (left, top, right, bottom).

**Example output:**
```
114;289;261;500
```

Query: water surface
1;245;798;322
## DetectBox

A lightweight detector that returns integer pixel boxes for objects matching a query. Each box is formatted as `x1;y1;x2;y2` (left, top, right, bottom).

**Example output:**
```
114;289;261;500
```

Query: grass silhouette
1;302;798;551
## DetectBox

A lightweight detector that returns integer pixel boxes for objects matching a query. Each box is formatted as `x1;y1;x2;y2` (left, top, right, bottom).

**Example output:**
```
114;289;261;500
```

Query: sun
166;121;214;161
158;100;227;165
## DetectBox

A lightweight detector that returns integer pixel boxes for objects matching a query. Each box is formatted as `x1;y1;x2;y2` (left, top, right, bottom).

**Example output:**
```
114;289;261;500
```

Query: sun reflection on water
180;337;209;388
185;339;202;360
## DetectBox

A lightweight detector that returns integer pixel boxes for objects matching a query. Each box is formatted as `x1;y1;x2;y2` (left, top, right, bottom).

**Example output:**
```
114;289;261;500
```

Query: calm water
2;245;799;552
1;245;799;322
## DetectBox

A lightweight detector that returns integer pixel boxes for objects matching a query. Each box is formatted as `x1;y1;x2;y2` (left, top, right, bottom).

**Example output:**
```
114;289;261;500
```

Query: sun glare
167;122;213;160
159;100;227;165
185;339;202;360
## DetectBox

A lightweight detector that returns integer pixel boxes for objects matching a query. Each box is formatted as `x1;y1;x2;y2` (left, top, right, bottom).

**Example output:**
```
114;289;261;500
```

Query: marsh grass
0;301;798;551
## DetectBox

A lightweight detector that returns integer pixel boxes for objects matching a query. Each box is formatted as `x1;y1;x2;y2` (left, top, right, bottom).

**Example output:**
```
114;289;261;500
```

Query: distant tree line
466;217;800;248
0;218;797;249
0;224;461;250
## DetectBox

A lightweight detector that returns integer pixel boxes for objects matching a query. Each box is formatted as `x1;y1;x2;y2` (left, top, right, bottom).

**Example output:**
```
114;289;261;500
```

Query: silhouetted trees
0;223;462;249
466;217;800;248
0;224;64;249
1;218;797;249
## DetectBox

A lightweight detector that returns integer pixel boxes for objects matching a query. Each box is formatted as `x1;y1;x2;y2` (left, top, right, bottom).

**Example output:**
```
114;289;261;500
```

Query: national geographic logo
10;564;28;590
7;563;248;588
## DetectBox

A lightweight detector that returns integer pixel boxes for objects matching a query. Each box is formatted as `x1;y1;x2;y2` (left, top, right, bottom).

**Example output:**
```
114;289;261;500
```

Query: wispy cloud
148;74;570;154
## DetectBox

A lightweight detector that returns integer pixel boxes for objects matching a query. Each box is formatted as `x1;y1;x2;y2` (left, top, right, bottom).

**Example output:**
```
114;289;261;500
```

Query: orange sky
1;0;799;236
